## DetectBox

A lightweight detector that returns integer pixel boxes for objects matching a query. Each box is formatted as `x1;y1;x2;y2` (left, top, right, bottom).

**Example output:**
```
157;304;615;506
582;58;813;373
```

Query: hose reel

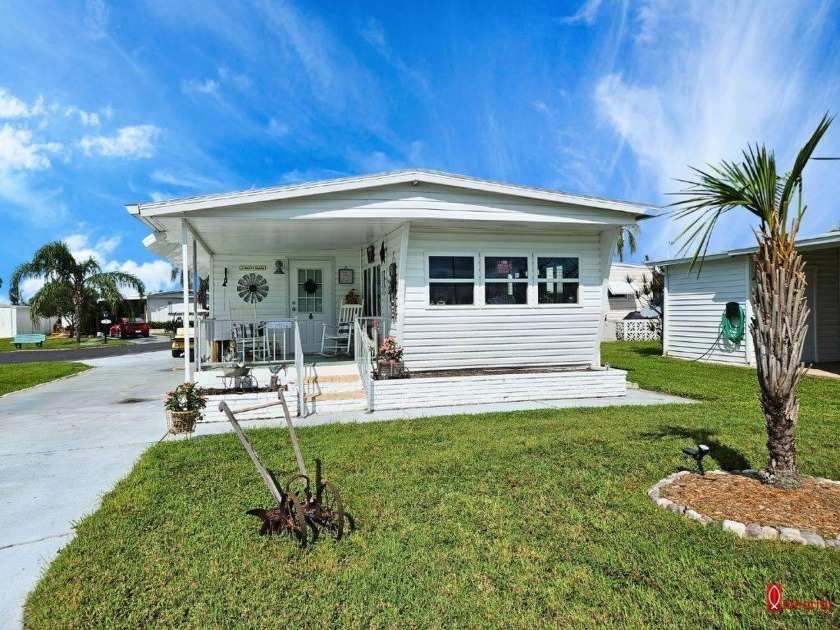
721;301;745;343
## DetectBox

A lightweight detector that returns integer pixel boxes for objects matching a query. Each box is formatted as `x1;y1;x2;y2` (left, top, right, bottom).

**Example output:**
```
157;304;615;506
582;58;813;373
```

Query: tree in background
170;267;209;309
670;114;832;489
615;224;640;262
10;241;146;342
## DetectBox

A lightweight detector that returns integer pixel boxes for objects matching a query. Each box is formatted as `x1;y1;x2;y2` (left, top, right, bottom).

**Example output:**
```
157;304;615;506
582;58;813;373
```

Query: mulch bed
663;473;840;539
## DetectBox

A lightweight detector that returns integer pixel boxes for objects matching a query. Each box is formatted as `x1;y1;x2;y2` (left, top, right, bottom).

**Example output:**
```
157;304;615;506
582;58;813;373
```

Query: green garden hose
721;305;745;343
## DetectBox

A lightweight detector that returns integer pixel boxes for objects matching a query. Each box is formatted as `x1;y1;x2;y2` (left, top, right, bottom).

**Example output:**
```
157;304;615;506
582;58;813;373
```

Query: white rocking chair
320;304;362;356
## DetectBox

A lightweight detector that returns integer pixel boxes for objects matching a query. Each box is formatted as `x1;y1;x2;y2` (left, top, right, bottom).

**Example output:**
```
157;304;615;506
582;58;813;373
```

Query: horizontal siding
371;369;627;410
664;257;749;364
210;251;361;325
802;247;840;362
401;226;603;370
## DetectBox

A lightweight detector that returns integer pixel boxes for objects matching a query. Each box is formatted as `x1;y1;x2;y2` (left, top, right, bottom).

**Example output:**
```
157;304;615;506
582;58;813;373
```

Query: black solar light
682;444;710;475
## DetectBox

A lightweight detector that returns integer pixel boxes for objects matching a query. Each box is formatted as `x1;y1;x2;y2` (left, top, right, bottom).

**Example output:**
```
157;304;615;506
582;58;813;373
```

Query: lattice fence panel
616;319;662;341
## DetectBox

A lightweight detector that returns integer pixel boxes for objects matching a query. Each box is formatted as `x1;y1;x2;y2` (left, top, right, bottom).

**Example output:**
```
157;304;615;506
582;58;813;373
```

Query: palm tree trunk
74;289;84;343
750;234;809;489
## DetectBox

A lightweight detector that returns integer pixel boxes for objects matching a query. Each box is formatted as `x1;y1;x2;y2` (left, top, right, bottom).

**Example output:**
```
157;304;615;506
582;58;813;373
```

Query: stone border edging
648;469;840;549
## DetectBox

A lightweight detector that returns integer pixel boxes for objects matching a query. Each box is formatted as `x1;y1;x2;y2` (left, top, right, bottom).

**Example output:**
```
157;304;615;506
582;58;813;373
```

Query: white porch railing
294;319;305;416
198;318;295;366
616;319;662;341
354;317;383;411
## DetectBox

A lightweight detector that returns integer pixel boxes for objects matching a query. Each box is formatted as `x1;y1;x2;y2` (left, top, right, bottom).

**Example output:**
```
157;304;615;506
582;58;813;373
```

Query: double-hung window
483;256;529;305
537;257;579;304
428;256;474;305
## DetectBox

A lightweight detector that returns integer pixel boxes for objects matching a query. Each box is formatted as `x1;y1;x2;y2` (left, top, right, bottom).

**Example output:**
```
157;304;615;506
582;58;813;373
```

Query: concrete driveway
0;350;180;629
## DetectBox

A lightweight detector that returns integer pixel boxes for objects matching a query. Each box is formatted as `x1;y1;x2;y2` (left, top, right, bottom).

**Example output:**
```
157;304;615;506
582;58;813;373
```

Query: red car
109;317;151;339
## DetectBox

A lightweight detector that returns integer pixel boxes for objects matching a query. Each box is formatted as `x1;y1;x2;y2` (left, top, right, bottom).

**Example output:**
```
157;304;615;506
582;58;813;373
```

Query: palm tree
10;241;146;342
616;224;640;262
670;114;833;489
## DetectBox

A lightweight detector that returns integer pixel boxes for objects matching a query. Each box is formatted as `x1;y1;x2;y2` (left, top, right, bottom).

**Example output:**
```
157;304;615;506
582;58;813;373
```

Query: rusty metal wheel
316;481;345;540
285;473;311;503
285;491;309;548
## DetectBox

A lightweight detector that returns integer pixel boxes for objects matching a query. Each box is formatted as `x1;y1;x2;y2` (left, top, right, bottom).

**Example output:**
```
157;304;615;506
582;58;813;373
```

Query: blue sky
1;0;839;301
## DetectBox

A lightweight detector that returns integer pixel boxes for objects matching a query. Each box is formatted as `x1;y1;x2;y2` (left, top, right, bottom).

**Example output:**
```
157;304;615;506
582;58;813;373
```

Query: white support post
193;239;199;372
594;227;620;368
181;220;192;383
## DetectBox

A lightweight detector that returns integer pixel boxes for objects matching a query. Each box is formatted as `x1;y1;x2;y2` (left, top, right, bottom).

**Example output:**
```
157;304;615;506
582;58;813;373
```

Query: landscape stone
779;527;807;544
760;526;779;540
656;498;673;509
698;515;715;526
801;532;826;547
825;540;840;549
744;522;763;538
666;503;686;514
685;509;703;521
647;487;660;500
722;520;746;537
675;470;691;477
740;469;758;478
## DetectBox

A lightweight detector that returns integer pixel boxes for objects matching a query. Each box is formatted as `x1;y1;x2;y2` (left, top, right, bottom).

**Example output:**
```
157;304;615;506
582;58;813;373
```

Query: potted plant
164;382;207;434
376;336;406;379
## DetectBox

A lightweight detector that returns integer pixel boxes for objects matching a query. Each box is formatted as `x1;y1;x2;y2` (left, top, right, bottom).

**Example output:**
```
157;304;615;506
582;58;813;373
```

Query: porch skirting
368;367;627;411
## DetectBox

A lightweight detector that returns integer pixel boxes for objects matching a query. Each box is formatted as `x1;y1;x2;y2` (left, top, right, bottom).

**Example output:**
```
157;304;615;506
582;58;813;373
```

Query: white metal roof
127;168;654;218
649;231;840;267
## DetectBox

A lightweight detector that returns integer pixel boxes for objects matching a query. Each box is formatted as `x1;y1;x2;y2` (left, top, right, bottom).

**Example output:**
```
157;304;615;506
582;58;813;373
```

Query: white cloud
267;118;289;137
150;168;220;190
181;78;220;96
593;0;839;254
79;125;162;159
557;0;604;25
0;124;62;171
0;88;45;118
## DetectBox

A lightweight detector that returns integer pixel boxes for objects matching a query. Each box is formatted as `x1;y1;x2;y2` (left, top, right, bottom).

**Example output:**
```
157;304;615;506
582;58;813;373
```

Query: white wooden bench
11;333;46;349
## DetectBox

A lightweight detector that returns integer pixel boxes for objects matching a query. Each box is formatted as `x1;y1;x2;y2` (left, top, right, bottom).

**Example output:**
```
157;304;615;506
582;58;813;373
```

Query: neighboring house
127;169;651;412
652;231;840;365
146;290;204;322
602;262;655;341
0;305;53;338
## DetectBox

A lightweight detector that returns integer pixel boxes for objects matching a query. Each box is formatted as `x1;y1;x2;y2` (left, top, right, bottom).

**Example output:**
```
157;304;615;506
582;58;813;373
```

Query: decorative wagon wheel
237;273;269;303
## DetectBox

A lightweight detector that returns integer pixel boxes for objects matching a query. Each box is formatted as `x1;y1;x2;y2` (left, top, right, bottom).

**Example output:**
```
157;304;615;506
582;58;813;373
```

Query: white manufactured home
127;170;651;414
654;231;840;366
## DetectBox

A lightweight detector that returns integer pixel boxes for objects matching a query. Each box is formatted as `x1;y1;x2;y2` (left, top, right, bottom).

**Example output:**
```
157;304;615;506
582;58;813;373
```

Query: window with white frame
483;255;529;305
428;255;474;305
537;256;579;304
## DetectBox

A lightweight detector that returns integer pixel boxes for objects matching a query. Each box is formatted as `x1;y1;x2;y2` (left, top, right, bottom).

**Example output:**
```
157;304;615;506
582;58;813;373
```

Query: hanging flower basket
166;409;200;434
164;382;207;434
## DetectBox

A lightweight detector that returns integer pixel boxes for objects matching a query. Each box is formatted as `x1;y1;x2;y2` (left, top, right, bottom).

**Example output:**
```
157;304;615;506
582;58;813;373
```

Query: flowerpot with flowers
376;336;408;379
164;382;207;434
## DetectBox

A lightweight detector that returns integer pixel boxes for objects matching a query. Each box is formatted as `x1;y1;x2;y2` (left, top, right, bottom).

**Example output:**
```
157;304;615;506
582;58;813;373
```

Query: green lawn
0;361;90;396
25;343;840;628
0;336;130;352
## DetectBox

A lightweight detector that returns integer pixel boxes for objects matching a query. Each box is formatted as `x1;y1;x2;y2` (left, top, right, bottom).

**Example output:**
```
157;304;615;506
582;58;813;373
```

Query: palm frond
668;114;833;273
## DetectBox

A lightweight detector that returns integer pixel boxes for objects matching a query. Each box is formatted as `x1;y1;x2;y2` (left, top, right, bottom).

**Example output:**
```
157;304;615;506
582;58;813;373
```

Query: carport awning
608;280;636;296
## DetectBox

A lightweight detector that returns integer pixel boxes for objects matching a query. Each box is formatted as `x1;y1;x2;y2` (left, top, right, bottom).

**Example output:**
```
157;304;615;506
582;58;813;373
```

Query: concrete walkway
181;387;694;438
0;350;179;630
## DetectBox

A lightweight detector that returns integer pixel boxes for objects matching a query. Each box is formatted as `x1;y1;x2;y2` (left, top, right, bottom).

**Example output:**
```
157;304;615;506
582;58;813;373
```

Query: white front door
290;261;333;353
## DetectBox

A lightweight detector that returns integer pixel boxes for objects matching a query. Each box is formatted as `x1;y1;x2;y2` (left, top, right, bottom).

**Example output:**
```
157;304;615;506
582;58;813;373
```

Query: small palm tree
10;241;146;342
670;114;833;489
616;224;640;262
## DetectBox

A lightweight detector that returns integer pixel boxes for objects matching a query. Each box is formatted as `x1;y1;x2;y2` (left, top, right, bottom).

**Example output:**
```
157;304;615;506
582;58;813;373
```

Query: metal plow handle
218;399;285;506
277;389;308;480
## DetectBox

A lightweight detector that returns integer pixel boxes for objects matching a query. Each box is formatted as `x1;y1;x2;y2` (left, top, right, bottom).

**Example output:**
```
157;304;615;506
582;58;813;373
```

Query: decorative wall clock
237;273;269;303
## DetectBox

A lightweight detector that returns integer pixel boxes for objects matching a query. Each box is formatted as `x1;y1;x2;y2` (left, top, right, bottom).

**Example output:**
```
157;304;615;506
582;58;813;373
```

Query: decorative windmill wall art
237;273;269;303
